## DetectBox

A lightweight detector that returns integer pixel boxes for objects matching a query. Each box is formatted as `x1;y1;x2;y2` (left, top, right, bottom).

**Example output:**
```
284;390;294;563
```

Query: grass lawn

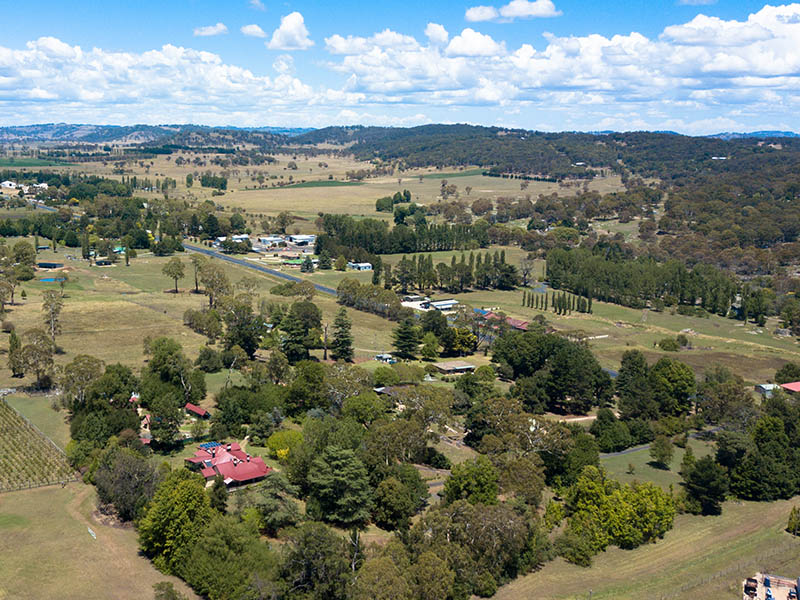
494;497;800;600
280;180;365;189
0;483;197;600
600;438;714;490
4;394;70;449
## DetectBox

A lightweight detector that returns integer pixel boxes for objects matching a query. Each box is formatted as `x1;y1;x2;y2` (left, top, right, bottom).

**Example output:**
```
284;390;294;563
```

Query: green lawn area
4;394;70;449
494;497;800;600
600;437;714;490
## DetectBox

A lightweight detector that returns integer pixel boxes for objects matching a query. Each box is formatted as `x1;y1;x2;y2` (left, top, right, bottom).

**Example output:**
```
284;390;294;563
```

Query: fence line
0;394;79;494
0;476;80;495
658;540;800;600
1;396;68;456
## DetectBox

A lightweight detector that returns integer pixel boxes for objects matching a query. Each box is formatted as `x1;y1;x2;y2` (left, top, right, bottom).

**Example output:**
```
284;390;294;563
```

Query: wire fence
657;540;800;600
0;393;79;494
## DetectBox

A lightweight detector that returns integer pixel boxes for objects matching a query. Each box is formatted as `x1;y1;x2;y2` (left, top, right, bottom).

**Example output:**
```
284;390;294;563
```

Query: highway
182;243;338;297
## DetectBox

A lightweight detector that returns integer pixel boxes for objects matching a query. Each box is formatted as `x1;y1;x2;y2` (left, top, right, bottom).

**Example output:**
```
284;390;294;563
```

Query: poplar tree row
522;289;592;315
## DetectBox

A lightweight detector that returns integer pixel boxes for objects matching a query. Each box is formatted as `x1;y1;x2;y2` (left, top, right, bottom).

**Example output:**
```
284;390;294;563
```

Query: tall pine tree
331;308;354;362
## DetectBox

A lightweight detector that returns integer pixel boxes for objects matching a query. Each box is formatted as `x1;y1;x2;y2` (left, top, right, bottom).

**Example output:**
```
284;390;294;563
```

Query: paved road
183;243;338;297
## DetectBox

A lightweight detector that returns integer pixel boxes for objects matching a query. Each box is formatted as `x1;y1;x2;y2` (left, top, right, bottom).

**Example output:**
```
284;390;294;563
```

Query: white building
258;235;284;247
347;261;373;271
287;234;317;246
1;181;17;189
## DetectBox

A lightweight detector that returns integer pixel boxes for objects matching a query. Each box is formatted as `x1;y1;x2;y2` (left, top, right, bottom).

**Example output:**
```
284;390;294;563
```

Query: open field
0;240;397;392
0;483;197;600
32;151;625;224
494;497;800;600
0;399;73;491
449;286;800;383
5;394;70;449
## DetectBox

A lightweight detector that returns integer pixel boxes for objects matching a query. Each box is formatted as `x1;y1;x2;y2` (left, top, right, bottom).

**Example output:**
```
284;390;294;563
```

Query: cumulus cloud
500;0;561;19
273;54;294;75
446;28;505;56
425;23;449;45
193;22;228;37
4;4;800;133
266;12;313;50
326;29;419;55
249;0;265;10
0;36;315;125
241;24;267;38
466;0;560;22
465;6;499;22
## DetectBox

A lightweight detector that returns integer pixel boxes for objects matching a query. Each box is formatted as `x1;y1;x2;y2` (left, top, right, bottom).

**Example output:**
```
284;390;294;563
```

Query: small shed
185;402;210;419
755;383;778;399
435;360;476;375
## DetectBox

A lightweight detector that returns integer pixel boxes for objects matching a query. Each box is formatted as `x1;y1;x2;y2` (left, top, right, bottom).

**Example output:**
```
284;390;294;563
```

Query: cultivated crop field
0;399;74;492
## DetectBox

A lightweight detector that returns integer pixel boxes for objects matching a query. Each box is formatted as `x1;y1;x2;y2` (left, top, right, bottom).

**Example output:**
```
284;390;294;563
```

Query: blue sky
1;1;798;133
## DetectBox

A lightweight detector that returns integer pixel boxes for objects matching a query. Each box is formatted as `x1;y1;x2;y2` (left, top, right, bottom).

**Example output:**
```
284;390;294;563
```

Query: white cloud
499;0;561;19
5;4;800;133
241;24;267;38
249;0;265;10
662;14;773;46
465;6;499;22
193;22;228;37
425;23;449;45
266;12;313;50
0;36;316;125
326;29;419;55
467;0;560;22
273;54;294;75
446;28;505;56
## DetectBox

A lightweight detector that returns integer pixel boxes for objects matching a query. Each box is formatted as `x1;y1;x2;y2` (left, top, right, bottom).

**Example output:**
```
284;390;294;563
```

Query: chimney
227;444;231;451
247;455;251;462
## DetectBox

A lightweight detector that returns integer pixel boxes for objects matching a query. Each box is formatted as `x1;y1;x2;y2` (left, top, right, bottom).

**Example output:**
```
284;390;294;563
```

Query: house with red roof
184;402;210;419
185;442;271;487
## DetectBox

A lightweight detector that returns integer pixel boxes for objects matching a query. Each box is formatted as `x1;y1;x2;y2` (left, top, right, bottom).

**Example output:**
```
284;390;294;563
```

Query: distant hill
0;123;313;144
707;131;800;140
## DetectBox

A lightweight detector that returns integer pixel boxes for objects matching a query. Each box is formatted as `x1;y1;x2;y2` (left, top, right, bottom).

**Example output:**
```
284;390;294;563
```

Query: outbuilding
347;261;373;271
185;402;210;419
435;360;476;375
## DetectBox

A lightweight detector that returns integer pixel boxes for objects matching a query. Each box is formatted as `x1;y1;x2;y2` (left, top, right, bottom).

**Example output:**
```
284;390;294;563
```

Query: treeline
392;250;518;293
200;174;227;190
522;289;593;314
316;214;490;256
336;278;412;321
375;189;411;212
546;247;738;313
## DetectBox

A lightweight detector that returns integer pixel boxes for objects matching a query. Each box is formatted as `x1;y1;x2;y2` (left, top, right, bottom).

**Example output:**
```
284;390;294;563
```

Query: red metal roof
184;403;209;417
780;381;800;393
186;441;270;483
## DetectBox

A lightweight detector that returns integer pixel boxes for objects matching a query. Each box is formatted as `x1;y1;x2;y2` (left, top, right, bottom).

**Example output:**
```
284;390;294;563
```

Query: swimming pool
38;277;66;282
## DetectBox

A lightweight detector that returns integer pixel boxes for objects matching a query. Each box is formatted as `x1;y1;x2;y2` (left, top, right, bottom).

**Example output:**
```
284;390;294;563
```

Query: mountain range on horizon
0;123;798;146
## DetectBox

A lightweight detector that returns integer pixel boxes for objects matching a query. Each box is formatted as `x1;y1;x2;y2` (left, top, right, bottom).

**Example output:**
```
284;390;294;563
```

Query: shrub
657;337;680;352
266;429;303;460
1;321;14;333
195;347;222;373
